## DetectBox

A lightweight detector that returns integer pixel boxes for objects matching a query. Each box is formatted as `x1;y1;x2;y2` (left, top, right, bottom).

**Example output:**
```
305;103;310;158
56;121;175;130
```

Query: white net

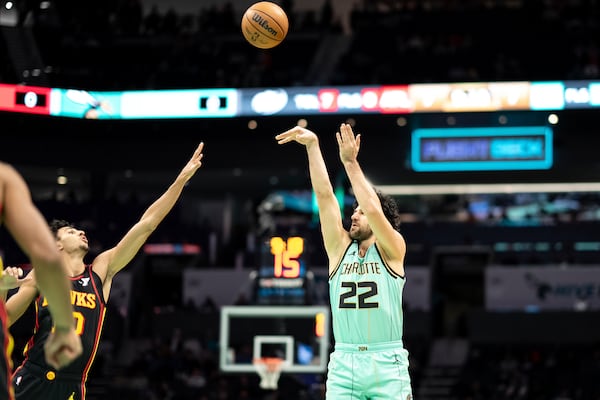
253;357;285;390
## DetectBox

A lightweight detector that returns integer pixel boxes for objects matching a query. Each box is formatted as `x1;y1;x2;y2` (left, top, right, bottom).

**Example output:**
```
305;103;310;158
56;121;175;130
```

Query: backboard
219;305;330;373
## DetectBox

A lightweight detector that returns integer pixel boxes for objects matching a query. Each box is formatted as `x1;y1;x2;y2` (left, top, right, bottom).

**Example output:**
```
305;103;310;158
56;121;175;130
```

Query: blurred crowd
2;0;598;90
2;187;596;268
455;343;600;400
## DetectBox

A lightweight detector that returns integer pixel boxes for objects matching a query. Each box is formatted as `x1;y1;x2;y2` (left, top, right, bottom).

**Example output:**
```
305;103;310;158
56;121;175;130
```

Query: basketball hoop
253;357;285;390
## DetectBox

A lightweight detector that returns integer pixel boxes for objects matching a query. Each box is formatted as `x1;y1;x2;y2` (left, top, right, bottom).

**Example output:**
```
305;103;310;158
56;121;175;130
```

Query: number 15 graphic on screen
270;236;303;278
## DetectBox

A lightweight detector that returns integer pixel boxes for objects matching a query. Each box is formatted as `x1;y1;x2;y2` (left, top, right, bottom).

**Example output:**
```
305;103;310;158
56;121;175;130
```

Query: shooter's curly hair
353;189;402;232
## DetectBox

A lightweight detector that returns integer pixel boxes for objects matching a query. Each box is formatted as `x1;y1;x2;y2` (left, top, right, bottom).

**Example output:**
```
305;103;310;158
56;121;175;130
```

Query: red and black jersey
16;265;106;391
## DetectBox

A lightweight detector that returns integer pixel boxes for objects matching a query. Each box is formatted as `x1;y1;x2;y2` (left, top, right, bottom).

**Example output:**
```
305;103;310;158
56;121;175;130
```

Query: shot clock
255;236;310;305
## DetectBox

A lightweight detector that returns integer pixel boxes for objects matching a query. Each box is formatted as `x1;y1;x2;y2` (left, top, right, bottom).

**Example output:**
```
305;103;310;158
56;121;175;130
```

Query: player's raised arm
92;142;204;296
276;127;349;269
336;124;406;268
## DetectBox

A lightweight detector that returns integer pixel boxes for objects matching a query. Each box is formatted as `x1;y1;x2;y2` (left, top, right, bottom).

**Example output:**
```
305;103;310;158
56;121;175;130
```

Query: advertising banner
486;266;600;311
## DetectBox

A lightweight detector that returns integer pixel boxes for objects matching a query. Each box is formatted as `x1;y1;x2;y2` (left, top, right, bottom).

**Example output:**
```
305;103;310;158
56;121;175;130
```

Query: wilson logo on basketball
251;13;280;36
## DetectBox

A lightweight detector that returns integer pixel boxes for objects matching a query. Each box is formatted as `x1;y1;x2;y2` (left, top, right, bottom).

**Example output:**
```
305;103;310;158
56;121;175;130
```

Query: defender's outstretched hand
275;126;318;146
179;142;205;181
336;123;361;164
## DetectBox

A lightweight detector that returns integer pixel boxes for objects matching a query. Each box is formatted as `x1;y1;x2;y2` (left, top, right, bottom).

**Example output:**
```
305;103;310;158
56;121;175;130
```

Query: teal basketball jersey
329;241;406;344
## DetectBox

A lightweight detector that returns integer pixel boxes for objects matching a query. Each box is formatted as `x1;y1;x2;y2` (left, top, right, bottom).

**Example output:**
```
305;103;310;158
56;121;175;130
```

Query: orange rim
253;357;284;371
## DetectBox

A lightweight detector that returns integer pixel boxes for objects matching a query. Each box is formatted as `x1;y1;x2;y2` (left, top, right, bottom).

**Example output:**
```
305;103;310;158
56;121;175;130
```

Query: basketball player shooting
275;123;413;399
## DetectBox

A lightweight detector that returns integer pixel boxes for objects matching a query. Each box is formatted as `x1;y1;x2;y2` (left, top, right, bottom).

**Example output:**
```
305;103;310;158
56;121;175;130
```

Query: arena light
0;0;18;27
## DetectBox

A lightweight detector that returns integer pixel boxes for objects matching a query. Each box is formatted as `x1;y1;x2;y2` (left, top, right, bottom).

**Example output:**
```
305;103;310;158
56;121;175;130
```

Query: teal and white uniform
326;240;412;399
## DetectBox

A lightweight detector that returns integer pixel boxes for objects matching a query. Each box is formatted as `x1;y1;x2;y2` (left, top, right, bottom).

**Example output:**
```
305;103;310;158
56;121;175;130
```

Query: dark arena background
1;1;600;399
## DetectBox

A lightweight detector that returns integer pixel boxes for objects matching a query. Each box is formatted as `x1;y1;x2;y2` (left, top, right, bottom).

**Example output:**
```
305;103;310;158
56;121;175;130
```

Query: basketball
241;1;289;49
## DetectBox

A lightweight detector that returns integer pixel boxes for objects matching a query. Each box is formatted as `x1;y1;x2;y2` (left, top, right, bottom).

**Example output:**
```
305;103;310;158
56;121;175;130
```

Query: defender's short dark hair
49;219;74;236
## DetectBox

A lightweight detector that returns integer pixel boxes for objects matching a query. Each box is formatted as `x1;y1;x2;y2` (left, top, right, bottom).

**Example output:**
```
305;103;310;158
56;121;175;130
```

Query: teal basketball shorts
325;341;413;400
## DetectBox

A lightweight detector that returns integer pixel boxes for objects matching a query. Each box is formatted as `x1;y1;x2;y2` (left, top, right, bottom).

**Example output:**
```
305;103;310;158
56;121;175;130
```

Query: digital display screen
259;236;306;279
412;126;553;171
256;236;308;305
15;91;47;108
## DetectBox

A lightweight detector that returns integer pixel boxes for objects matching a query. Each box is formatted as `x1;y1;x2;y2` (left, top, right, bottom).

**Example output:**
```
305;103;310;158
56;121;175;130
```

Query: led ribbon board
411;126;553;172
48;88;238;119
